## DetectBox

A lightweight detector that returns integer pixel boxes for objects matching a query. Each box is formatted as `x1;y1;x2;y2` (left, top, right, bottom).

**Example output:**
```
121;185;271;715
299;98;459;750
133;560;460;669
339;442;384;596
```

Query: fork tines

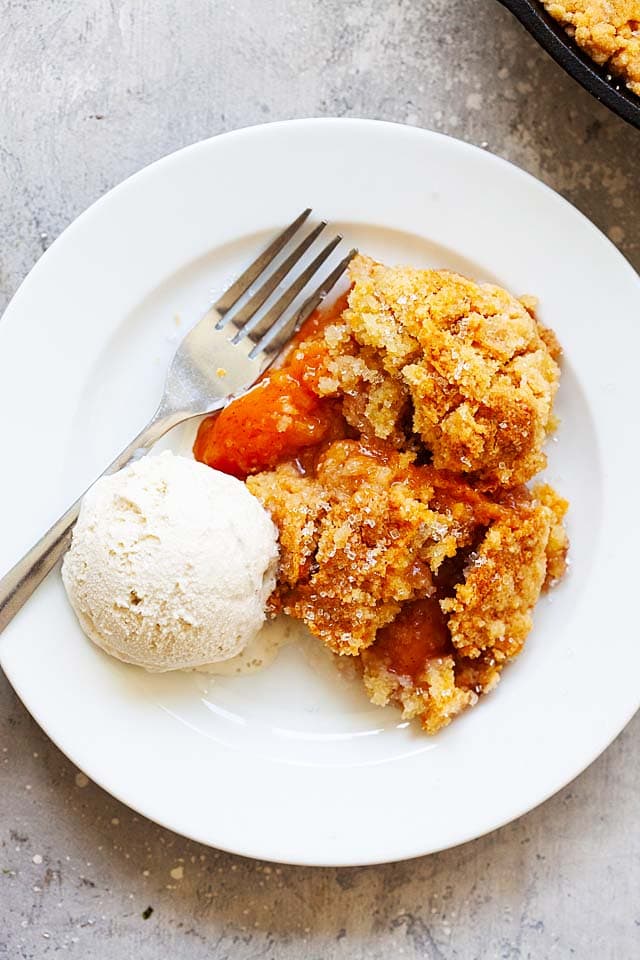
214;209;356;360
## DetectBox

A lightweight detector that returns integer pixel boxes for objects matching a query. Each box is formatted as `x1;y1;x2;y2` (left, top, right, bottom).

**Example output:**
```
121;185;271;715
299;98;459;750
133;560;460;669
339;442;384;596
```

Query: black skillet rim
497;0;640;130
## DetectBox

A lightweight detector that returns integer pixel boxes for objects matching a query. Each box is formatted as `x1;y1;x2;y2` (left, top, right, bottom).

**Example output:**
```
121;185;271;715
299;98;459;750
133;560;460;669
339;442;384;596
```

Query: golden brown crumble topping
542;0;640;96
314;255;560;487
248;440;496;656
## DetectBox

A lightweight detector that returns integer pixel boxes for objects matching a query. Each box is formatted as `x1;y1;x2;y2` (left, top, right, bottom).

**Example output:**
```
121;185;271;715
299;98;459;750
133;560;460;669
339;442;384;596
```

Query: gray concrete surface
1;1;639;957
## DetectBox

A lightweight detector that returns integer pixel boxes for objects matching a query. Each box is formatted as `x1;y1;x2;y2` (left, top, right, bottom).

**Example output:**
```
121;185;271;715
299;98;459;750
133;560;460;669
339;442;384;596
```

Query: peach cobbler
194;255;569;734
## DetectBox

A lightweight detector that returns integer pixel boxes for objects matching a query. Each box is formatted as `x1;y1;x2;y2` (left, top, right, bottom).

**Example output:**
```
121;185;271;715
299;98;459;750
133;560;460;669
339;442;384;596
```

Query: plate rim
4;116;640;325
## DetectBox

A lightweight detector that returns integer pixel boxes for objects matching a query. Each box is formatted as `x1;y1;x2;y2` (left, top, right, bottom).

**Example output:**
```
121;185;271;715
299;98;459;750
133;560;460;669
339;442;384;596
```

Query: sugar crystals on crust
314;255;561;487
248;440;486;656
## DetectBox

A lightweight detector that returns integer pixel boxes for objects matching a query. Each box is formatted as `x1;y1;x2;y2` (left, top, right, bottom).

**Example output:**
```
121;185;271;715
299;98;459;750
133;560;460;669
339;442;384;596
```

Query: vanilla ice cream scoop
62;451;279;671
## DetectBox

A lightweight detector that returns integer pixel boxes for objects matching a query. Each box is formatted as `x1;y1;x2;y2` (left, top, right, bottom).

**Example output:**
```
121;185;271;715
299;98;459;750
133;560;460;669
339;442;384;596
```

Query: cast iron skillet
498;0;640;129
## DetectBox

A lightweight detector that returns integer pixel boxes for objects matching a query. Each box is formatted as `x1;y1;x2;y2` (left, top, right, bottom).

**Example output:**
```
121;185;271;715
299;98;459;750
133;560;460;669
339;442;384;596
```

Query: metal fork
0;209;356;634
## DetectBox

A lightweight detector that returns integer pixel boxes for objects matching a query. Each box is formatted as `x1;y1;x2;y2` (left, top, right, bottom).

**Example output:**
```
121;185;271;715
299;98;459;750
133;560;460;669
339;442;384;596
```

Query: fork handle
0;409;188;636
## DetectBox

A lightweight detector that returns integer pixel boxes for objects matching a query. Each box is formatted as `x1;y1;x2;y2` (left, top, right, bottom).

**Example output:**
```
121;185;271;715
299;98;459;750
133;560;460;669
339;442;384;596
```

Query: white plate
1;119;638;866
